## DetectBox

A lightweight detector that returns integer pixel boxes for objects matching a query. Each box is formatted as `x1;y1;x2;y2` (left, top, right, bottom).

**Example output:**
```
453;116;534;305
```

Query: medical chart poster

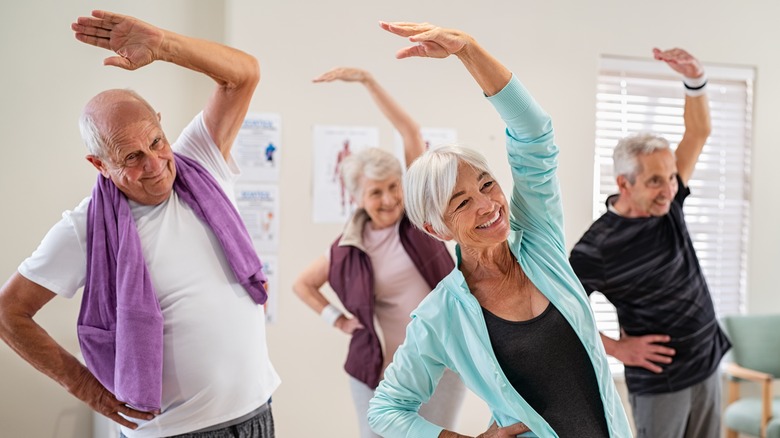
312;125;379;223
233;113;282;182
235;184;280;254
393;127;458;167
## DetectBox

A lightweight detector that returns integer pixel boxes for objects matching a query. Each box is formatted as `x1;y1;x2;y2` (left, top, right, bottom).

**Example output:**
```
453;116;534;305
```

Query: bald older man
0;10;279;438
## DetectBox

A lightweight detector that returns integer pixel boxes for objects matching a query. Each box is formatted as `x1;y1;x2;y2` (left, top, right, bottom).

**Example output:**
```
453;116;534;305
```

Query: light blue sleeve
368;317;447;438
486;76;565;249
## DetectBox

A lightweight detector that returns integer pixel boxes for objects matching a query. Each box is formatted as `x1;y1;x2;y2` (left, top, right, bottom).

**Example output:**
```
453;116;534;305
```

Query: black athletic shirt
569;175;731;394
482;303;609;438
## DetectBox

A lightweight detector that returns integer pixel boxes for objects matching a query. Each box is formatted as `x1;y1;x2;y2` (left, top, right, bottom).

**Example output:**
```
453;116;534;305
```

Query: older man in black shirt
570;47;731;438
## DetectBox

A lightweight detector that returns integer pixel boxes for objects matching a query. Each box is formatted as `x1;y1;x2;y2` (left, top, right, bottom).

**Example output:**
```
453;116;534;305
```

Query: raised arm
380;22;511;97
382;22;561;243
314;67;425;167
71;10;260;160
0;273;155;429
653;47;712;185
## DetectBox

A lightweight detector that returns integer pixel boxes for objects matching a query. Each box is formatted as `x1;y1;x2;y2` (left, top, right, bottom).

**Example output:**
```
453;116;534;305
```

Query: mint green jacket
367;76;633;438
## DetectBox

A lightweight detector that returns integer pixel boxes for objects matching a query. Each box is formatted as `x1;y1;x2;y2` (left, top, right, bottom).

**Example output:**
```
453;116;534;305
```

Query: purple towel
78;153;267;412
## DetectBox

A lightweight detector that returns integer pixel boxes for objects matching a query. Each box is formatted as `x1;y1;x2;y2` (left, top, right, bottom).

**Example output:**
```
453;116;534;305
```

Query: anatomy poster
233;113;282;182
312;125;378;223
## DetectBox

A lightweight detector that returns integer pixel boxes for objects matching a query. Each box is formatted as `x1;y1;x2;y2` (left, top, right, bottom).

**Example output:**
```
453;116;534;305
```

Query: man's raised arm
653;47;712;185
72;10;260;160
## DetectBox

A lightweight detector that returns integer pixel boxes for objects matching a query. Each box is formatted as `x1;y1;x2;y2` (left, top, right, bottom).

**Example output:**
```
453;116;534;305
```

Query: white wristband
320;304;343;327
683;73;708;97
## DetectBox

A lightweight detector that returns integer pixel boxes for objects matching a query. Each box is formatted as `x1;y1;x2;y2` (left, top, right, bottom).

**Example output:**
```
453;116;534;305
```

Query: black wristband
684;81;707;91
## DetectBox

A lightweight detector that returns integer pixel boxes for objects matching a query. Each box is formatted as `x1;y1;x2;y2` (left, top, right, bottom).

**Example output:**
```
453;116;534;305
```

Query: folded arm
292;256;363;334
601;331;676;374
0;273;155;428
368;319;447;438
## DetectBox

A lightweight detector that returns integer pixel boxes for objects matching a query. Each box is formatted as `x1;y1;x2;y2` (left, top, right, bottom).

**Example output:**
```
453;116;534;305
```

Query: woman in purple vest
293;67;467;438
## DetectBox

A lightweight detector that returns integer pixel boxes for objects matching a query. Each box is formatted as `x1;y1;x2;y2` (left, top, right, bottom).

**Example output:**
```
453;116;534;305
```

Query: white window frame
592;56;754;374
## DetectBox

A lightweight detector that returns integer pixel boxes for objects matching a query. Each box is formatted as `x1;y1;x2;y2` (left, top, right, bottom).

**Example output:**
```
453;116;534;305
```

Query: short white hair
403;145;491;239
340;148;403;200
613;133;671;183
78;114;107;158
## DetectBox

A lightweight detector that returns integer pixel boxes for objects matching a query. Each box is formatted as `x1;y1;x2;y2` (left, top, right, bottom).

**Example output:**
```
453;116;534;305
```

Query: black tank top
482;303;609;437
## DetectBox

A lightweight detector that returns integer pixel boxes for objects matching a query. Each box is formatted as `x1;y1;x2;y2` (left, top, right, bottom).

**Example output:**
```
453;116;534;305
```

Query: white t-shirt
19;113;280;438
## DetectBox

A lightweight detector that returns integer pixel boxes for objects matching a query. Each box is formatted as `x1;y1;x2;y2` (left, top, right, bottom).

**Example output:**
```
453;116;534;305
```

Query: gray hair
403;145;492;239
613;133;671;183
78;114;107;158
340;148;403;200
78;89;157;159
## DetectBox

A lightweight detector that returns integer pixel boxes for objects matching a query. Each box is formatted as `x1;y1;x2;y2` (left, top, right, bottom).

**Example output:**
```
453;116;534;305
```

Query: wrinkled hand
379;21;473;60
476;421;530;438
613;330;675;374
335;315;365;335
71;368;157;429
653;47;704;79
72;10;164;70
313;67;371;84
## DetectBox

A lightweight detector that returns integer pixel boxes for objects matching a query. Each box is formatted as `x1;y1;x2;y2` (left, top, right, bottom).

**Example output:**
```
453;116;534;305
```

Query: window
592;56;754;373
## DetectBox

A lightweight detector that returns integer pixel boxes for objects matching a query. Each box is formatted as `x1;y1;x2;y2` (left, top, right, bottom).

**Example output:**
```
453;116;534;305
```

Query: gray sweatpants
629;370;721;438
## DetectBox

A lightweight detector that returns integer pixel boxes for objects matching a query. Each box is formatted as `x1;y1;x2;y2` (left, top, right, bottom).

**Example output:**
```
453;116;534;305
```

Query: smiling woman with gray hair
293;67;466;438
340;148;402;204
367;21;633;438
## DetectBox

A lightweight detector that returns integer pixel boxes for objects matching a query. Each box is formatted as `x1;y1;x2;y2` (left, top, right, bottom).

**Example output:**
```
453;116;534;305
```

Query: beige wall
1;0;779;437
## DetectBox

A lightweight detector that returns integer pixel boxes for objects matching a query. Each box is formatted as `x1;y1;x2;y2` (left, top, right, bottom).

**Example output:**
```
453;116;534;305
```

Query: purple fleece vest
328;215;454;389
78;153;267;412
